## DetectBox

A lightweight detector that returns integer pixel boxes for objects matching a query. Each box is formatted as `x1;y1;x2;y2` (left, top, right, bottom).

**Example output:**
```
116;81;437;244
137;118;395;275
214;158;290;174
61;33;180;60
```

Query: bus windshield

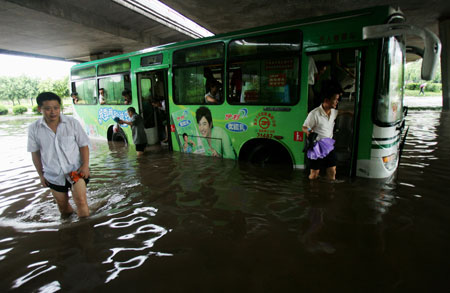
376;37;405;124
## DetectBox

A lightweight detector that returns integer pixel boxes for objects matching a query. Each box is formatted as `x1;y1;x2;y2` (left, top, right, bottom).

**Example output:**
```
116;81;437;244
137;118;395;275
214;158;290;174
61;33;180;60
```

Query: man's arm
31;151;48;187
78;146;90;179
302;125;312;137
118;119;133;126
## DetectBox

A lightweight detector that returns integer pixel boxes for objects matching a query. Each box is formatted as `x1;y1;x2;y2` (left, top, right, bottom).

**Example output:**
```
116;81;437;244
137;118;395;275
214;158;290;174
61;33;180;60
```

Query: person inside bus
195;106;236;159
205;81;221;104
118;107;148;156
99;88;106;104
71;92;79;104
302;80;343;181
230;69;242;102
154;72;165;101
311;62;328;110
122;89;132;105
151;97;168;143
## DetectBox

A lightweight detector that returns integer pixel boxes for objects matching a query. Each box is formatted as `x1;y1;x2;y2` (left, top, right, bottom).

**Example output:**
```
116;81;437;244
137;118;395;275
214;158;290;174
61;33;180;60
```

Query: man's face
198;116;211;138
39;100;61;123
99;89;104;96
329;94;340;109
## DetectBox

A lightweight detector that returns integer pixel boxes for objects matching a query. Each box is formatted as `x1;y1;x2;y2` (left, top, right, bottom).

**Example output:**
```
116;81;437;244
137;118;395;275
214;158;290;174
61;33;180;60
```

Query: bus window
98;60;131;76
72;79;96;104
98;74;131;105
375;37;404;125
173;43;224;105
71;66;95;80
228;30;302;105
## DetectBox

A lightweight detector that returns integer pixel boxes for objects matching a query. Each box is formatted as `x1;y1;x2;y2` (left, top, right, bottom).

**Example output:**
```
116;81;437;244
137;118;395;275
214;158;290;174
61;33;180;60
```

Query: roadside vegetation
405;59;442;97
0;75;70;115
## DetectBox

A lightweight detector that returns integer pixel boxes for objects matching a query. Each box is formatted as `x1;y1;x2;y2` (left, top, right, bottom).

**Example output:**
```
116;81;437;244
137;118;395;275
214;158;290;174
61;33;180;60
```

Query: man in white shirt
28;92;91;218
302;80;342;180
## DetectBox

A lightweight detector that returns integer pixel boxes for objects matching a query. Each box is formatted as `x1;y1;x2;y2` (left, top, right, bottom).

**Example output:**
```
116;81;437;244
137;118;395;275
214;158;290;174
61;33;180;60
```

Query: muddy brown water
0;110;449;292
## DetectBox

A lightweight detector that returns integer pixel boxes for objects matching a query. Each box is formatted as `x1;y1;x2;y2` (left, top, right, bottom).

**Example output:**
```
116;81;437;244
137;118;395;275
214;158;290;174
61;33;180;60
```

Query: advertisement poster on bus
171;107;237;159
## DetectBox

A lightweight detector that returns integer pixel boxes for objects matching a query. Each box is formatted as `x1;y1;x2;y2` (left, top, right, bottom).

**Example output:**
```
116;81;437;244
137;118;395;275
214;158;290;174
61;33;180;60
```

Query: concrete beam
6;0;161;46
440;18;450;110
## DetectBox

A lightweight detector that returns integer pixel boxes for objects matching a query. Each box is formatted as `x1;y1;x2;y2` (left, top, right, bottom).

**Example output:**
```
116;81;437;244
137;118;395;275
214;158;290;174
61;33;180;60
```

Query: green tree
406;59;441;83
52;76;70;98
0;77;17;105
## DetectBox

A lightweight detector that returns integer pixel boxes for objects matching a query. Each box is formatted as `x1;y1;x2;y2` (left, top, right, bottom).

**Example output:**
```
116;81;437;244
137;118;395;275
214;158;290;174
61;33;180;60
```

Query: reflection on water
0;111;449;292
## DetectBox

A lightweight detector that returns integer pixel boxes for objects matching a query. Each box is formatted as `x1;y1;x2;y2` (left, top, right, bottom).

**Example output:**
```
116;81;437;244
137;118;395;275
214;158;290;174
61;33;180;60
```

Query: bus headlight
382;153;397;170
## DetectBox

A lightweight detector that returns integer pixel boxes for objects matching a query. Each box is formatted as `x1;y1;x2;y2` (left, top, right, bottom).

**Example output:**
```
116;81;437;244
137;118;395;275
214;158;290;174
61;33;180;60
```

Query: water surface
0;111;449;292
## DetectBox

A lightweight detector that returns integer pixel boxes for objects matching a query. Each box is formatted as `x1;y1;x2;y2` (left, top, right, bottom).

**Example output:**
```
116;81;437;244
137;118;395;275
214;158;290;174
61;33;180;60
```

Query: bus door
137;69;169;145
307;48;362;176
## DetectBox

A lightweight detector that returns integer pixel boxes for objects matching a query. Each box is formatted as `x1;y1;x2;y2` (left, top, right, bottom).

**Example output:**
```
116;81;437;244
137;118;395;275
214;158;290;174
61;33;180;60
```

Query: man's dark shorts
309;149;337;170
135;144;147;152
47;178;89;193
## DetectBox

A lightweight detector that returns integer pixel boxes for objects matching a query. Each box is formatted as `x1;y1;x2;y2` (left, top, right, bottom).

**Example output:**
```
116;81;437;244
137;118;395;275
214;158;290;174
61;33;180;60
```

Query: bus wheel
112;131;127;144
244;140;292;168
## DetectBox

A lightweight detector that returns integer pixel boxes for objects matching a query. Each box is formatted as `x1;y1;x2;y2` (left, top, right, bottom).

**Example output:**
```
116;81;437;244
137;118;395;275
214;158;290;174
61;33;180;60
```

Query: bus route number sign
294;131;303;142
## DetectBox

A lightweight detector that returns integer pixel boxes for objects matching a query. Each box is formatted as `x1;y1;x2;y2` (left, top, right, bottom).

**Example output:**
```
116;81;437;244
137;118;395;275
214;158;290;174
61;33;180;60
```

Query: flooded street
1;110;450;292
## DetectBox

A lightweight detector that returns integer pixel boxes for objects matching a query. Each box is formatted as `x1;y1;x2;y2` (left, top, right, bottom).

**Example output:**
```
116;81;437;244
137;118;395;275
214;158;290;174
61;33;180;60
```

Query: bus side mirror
363;24;441;80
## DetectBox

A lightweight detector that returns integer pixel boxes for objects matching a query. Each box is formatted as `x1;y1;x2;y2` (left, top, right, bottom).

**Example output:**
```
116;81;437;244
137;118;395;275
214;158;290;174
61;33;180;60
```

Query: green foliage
12;105;28;115
405;83;420;90
32;104;40;114
0;105;8;115
426;83;442;92
405;59;441;83
0;75;70;106
405;82;441;92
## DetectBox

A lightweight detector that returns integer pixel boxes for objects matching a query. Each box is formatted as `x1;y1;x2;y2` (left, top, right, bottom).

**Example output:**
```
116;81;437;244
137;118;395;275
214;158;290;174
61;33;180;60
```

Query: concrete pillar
439;19;450;110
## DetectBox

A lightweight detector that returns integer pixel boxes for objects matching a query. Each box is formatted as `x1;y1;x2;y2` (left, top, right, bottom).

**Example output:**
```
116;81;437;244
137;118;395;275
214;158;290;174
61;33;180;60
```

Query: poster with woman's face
171;107;236;159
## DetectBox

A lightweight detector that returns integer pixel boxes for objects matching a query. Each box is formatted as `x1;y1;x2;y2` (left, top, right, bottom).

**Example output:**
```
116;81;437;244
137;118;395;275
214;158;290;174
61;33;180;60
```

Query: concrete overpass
1;0;449;108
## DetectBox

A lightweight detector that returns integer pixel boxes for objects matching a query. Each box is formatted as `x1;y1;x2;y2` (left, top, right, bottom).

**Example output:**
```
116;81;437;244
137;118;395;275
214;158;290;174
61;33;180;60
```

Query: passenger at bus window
122;89;132;105
205;81;221;104
99;88;106;104
204;67;215;93
182;133;196;153
71;92;79;104
118;107;148;156
27;92;91;218
195;106;236;159
302;80;343;181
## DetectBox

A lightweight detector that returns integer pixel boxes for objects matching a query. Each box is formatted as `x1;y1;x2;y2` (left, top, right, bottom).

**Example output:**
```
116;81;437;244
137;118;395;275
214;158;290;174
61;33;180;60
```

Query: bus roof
71;5;397;69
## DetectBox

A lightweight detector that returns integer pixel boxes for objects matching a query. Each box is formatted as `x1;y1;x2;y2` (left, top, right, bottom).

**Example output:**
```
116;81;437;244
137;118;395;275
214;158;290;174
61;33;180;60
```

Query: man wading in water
27;92;91;218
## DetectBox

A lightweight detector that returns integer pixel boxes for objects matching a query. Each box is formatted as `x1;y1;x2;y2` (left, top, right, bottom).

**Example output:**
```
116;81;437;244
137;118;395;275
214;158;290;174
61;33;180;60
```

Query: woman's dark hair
36;92;61;106
195;106;212;126
183;133;188;138
127;107;136;114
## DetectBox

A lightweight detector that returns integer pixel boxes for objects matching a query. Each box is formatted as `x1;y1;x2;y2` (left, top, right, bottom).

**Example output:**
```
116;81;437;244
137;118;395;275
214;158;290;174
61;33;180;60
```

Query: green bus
70;6;440;178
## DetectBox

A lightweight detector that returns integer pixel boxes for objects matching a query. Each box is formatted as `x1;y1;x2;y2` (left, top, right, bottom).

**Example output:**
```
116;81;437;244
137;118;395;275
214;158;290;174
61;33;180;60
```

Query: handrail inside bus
362;24;441;80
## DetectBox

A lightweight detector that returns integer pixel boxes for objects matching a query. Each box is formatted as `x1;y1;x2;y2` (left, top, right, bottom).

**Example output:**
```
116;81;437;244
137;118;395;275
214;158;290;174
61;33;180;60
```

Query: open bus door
136;69;170;147
307;48;362;177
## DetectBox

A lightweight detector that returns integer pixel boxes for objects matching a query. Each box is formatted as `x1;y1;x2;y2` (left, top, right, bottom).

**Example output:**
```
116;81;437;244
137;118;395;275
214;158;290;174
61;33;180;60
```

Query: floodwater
1;109;449;292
